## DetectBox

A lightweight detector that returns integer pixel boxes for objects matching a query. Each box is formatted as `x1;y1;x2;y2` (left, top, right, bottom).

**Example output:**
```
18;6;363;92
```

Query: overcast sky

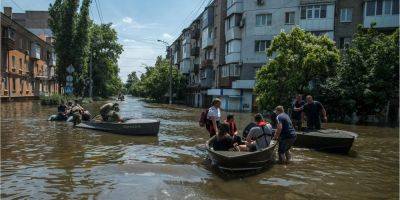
2;0;210;82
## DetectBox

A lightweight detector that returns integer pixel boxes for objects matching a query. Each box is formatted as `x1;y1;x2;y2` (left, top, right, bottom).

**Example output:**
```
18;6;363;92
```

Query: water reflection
1;96;398;199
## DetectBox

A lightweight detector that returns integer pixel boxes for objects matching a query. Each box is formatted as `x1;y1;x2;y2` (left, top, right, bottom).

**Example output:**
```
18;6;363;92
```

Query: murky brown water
1;96;399;199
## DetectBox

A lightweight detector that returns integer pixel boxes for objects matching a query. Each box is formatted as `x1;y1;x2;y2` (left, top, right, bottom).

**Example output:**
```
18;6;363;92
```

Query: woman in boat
209;123;234;151
241;113;273;152
206;98;222;137
224;114;243;145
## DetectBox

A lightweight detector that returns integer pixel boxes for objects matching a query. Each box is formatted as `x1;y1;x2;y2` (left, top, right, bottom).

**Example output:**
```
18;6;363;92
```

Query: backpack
199;109;209;127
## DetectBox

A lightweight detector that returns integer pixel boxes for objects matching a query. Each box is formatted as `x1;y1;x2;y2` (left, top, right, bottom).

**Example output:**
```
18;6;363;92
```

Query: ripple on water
259;177;307;187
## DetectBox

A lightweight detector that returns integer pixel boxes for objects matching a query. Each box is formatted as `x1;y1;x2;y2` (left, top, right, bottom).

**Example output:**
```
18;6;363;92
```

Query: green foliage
89;23;124;97
128;56;187;101
255;27;340;110
125;71;140;95
40;93;65;105
321;27;399;121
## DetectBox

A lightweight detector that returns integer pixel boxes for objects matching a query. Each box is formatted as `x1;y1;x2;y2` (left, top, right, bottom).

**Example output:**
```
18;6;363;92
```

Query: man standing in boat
273;106;296;164
303;95;327;130
292;94;305;131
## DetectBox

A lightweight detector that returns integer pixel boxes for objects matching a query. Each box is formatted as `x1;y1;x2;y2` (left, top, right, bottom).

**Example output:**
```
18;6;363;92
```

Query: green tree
89;23;124;97
130;57;186;101
322;27;399;122
125;71;140;95
255;27;340;111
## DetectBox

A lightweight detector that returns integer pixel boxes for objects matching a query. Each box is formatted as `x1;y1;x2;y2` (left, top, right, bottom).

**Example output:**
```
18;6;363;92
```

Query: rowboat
294;129;357;154
206;139;277;171
76;118;160;136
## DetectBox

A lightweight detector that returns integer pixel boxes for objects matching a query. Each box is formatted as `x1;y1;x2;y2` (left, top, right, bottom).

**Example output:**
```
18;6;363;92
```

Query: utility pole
157;39;172;104
89;54;93;99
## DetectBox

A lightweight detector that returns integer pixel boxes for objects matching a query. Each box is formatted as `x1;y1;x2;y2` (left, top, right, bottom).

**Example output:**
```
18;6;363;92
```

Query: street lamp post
157;39;172;105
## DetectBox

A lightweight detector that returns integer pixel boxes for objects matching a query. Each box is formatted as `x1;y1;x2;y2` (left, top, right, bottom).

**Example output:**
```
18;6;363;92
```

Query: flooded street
1;96;398;199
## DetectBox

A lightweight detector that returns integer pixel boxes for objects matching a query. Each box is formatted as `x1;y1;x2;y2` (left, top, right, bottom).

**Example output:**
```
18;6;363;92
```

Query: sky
1;0;210;82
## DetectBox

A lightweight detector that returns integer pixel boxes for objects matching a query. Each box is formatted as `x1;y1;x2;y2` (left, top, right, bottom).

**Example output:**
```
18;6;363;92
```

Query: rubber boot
278;153;286;164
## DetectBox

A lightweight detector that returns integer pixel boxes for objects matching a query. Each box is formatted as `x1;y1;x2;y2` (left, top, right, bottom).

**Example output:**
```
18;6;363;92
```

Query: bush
40;94;65;105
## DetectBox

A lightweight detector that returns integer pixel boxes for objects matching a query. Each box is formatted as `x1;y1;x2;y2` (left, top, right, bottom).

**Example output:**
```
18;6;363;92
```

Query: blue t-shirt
276;113;296;139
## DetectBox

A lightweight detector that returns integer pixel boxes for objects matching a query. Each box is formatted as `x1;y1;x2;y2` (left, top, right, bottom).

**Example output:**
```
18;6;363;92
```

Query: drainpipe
7;51;11;100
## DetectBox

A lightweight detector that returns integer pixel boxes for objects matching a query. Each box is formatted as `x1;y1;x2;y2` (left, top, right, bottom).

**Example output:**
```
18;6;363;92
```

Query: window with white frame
285;12;295;24
255;40;271;52
301;5;327;19
226;14;242;29
221;64;240;77
340;8;352;22
256;14;272;26
366;0;399;16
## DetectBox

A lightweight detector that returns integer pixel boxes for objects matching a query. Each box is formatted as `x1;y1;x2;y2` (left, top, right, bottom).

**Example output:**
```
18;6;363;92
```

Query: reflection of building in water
1;7;59;101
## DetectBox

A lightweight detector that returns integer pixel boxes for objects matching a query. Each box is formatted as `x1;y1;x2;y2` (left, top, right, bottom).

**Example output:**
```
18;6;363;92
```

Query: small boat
294;129;357;154
206;139;277;171
76;118;160;136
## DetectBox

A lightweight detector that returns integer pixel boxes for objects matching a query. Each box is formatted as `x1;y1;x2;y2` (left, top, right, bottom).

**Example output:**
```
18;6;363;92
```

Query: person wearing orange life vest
237;113;273;152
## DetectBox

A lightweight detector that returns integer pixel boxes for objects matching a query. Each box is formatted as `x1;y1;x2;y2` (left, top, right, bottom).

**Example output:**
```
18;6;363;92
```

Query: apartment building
1;7;58;100
170;0;399;112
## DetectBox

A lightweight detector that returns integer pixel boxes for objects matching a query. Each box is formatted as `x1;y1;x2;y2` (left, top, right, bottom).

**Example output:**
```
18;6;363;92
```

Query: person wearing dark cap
273;106;296;164
208;123;234;151
242;113;273;152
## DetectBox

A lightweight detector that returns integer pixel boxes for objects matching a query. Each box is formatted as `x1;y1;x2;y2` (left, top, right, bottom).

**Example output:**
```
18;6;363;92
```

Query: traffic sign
67;65;75;74
66;75;73;82
64;86;74;94
66;82;73;87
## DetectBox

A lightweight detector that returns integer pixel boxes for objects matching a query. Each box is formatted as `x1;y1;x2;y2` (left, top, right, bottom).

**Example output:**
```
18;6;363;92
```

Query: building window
227;14;241;29
12;78;16;91
255;40;271;52
19;58;22;69
377;0;383;15
200;70;206;79
285;12;295;24
393;0;399;14
339;37;352;49
384;0;392;14
301;5;327;19
221;64;240;77
340;8;353;22
366;1;376;16
256;14;271;26
2;78;7;89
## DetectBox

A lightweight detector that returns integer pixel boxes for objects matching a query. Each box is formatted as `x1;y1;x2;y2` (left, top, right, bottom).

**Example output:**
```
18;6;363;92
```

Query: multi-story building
169;0;399;112
1;7;58;100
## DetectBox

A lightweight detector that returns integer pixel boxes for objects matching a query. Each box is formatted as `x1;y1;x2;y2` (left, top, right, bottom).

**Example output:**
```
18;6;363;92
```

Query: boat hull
76;119;160;136
294;129;357;154
206;140;277;171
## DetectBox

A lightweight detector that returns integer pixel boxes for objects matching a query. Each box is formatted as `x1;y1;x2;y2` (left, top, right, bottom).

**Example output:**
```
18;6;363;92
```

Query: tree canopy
255;27;340;111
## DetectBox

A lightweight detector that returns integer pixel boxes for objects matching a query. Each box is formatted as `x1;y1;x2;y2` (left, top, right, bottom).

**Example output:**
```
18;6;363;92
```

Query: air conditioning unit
257;0;264;6
239;18;246;28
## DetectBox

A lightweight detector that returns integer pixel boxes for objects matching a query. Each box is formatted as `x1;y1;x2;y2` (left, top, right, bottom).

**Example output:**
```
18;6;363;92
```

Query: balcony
232;80;255;89
1;27;16;50
201;59;213;68
180;59;191;74
201;37;214;49
227;1;243;16
191;29;200;39
191;46;200;56
193;64;200;73
30;43;41;60
225;52;241;64
225;27;241;41
363;14;399;29
48;57;56;66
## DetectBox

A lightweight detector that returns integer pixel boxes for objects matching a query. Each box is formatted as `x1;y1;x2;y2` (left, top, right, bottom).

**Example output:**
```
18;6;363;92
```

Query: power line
94;0;103;24
8;0;24;11
96;0;105;22
173;0;207;38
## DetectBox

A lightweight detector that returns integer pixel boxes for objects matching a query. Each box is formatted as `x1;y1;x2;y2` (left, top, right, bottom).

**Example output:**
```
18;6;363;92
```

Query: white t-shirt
207;106;221;122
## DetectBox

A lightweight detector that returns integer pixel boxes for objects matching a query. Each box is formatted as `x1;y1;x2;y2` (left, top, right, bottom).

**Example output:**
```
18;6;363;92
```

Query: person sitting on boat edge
209;123;234;151
273;106;297;164
224;114;243;145
239;113;273;152
206;98;222;137
99;102;123;123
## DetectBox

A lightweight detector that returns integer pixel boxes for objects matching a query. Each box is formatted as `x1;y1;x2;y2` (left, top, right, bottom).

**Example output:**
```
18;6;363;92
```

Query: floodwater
1;96;398;199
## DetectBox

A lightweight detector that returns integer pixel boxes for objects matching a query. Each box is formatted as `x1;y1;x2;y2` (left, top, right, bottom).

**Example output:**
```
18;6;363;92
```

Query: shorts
278;137;296;154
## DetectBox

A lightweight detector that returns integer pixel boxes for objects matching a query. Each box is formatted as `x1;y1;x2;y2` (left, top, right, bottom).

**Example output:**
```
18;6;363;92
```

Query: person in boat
303;95;327;130
292;94;305;131
239;113;273;152
242;122;256;139
99;102;123;122
273;106;297;164
209;123;234;151
206;98;222;137
56;100;68;120
224;114;243;145
69;100;85;125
